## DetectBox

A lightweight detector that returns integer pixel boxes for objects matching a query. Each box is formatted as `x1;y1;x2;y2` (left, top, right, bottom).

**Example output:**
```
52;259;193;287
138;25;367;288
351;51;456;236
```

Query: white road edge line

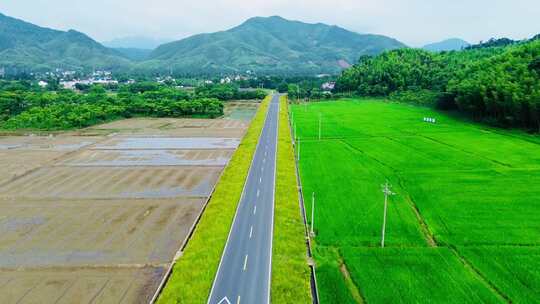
243;255;248;271
266;95;279;304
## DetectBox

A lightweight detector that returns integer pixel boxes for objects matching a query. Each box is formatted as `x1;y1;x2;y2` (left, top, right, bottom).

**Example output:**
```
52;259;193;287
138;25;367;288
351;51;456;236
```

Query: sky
1;0;539;47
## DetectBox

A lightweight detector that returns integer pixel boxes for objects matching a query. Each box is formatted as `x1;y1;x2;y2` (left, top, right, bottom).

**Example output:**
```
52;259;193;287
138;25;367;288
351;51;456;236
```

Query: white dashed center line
253;206;257;215
243;255;248;271
249;226;253;239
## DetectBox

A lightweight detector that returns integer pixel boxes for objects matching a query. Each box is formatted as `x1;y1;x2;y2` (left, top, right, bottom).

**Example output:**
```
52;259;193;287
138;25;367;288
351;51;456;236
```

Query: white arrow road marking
243;255;248;271
218;297;231;304
249;226;253;239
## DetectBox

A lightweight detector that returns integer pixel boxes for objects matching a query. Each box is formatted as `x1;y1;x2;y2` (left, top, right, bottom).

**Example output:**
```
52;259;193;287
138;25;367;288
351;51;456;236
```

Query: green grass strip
271;95;312;303
157;96;271;304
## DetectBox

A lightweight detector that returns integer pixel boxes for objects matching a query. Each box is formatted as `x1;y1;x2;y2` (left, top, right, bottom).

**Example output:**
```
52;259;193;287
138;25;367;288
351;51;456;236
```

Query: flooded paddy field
0;101;259;303
83;116;251;138
0;166;223;199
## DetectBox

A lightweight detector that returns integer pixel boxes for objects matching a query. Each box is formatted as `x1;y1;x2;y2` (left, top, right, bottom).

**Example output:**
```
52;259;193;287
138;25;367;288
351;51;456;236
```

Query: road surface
207;94;279;304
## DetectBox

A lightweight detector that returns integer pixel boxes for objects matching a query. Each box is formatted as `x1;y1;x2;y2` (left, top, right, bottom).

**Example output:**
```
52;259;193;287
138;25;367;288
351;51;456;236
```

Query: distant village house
321;81;336;91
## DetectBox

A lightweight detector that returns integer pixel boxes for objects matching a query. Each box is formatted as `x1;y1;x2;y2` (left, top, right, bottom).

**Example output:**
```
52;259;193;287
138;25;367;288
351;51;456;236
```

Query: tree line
0;82;264;130
335;37;540;132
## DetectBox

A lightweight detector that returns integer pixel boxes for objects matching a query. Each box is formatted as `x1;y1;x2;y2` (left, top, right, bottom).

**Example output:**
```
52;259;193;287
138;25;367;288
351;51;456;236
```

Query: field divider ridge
450;246;511;303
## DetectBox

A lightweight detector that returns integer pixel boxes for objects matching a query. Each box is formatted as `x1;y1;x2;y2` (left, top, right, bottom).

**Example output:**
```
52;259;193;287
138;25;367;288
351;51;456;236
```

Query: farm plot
83;117;250;138
292;99;540;303
0;102;257;303
0;136;101;185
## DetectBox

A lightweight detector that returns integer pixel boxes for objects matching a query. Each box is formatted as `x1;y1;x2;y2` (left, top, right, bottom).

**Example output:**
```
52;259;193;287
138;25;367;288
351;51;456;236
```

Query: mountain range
0;13;407;75
0;12;131;73
422;38;470;52
141;16;406;75
102;36;172;50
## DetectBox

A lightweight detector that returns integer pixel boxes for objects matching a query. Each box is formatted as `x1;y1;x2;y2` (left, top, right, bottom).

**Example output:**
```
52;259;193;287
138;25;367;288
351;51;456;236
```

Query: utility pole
297;137;300;162
318;113;322;141
310;192;315;237
381;181;395;248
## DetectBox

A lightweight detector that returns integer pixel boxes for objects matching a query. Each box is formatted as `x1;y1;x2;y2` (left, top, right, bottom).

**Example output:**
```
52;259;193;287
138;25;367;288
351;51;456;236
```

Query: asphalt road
207;94;280;304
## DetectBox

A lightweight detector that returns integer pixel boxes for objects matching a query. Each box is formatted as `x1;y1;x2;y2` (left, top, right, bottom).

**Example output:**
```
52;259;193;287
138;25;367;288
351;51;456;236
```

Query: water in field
94;137;240;150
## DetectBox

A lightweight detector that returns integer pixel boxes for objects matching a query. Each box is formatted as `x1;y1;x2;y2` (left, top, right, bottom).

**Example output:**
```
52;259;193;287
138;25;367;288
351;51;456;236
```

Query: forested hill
0;13;406;76
335;36;540;132
0;13;131;73
141;16;406;75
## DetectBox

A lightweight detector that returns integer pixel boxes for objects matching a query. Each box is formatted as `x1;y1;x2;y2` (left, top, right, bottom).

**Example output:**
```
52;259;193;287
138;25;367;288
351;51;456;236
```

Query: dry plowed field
0;104;257;303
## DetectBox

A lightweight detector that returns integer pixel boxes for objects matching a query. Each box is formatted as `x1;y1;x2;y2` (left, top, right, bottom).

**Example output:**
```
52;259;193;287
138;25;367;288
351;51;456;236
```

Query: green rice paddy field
291;99;540;303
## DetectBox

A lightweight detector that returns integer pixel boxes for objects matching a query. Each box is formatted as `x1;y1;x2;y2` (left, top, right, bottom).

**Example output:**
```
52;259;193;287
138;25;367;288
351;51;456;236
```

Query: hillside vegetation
0;13;130;72
335;38;540;132
144;16;405;75
0;13;405;75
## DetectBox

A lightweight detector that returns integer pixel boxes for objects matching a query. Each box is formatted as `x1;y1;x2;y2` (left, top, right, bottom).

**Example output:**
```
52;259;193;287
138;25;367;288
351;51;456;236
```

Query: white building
220;77;232;84
38;81;48;88
321;82;336;91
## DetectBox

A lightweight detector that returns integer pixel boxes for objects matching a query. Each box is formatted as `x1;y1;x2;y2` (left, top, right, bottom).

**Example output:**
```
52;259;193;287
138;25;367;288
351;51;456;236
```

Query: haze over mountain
0;12;130;72
0;12;406;75
102;36;172;50
423;38;470;52
143;16;406;75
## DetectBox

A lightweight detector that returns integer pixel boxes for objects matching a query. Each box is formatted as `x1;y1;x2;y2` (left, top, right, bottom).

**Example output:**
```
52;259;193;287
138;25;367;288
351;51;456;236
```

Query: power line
310;192;316;237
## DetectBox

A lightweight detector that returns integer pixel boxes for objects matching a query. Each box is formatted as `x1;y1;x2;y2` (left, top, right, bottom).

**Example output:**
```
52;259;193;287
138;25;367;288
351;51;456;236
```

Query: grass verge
271;95;312;303
157;96;271;304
